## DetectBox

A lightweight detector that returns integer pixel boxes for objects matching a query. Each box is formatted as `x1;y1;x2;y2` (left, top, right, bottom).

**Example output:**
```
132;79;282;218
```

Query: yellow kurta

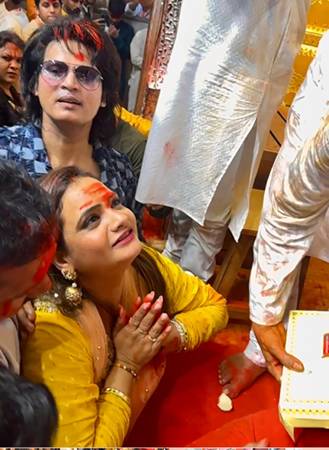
22;248;228;446
115;106;152;137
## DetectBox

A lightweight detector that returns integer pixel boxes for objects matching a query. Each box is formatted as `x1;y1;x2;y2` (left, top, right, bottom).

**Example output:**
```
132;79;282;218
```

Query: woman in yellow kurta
22;166;228;447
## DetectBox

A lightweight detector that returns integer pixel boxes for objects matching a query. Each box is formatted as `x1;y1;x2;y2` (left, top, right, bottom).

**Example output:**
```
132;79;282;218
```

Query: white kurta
128;28;148;112
136;0;310;241
250;31;329;327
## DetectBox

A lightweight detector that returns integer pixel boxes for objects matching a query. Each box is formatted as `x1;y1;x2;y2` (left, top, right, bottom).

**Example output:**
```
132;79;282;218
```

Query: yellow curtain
284;0;329;105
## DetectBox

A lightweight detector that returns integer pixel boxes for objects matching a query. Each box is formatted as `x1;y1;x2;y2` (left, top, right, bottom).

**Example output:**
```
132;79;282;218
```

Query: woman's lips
113;229;135;247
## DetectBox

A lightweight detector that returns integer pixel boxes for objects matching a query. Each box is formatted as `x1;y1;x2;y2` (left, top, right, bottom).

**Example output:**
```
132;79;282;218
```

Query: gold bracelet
102;387;131;406
171;318;188;351
113;361;138;378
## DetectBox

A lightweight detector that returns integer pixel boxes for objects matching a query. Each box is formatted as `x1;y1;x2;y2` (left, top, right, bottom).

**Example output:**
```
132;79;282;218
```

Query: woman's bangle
102;387;131;406
113;361;138;378
171;318;188;351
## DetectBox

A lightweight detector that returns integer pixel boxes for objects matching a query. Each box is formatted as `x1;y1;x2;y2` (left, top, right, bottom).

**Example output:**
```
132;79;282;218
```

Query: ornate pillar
135;0;182;118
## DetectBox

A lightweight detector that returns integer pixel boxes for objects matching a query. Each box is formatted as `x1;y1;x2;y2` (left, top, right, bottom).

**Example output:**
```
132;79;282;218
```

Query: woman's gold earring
61;269;82;307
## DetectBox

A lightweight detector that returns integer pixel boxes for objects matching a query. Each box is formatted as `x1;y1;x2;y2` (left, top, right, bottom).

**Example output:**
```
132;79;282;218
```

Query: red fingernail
145;291;155;302
142;302;151;310
153;296;163;308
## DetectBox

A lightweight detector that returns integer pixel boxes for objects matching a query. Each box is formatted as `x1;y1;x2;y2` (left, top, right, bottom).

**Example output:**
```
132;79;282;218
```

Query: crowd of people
1;0;329;447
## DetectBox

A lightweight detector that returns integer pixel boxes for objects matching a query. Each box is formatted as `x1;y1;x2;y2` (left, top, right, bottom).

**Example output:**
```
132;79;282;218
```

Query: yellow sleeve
146;247;229;349
115;106;152;137
22;308;130;447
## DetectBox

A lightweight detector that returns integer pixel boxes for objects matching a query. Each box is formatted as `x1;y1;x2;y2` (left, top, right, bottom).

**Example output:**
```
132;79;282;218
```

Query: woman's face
35;40;103;128
0;42;22;88
38;0;62;24
60;177;141;279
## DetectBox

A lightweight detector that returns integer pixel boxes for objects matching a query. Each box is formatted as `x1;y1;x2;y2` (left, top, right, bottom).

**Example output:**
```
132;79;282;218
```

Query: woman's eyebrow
76;204;100;230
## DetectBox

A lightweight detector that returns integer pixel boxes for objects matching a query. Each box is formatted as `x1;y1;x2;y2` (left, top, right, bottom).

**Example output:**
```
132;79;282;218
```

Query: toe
218;360;232;385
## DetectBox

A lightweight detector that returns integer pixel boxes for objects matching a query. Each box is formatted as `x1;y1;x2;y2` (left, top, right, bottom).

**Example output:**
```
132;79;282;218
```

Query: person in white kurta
0;0;29;39
128;27;147;112
136;0;310;281
219;30;329;399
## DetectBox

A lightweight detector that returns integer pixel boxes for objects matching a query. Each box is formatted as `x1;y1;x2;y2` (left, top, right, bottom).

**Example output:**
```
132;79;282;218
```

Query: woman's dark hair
21;17;121;145
35;0;62;7
0;160;56;267
0;365;58;446
0;30;24;51
40;166;167;314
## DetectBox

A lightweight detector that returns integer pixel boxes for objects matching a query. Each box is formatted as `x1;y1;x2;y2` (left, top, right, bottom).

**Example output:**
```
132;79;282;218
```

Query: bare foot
218;352;266;398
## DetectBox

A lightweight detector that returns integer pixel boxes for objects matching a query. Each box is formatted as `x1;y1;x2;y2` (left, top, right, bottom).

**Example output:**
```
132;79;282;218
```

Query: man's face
63;0;82;15
0;242;56;319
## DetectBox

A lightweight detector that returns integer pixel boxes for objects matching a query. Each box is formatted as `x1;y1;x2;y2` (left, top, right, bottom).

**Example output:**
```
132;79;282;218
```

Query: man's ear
53;251;74;274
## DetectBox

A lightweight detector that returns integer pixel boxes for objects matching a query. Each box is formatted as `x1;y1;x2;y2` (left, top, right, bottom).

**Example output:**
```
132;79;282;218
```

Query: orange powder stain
75;51;85;61
81;182;115;209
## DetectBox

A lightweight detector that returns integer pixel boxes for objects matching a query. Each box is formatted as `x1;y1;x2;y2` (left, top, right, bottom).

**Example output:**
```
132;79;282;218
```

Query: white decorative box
279;310;329;440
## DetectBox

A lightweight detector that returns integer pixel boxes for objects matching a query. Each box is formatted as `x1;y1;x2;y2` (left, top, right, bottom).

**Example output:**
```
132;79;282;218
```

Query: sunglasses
40;60;103;91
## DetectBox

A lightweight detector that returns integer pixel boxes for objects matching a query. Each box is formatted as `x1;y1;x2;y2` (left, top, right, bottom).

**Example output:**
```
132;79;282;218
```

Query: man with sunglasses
0;18;141;226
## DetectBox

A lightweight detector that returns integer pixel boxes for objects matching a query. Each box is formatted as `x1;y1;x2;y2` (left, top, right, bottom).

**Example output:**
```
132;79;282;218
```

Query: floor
125;251;329;446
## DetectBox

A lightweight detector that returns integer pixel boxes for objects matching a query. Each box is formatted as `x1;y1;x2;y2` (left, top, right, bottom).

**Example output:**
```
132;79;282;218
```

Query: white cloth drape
136;0;310;241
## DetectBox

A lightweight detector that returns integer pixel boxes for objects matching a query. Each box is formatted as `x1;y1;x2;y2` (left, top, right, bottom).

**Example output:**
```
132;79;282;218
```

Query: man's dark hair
21;17;121;146
0;365;58;446
0;160;56;267
109;0;125;18
0;30;24;51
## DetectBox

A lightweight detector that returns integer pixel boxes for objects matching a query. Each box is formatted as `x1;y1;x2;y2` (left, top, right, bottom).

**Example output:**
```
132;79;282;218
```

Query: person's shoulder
97;143;133;167
33;297;83;335
0;123;36;145
0;123;33;137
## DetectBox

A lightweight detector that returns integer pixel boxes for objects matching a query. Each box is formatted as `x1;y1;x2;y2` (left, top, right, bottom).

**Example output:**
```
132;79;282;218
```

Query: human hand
131;291;156;315
161;324;181;353
252;321;304;381
93;17;107;30
16;301;35;339
108;24;119;38
113;295;171;373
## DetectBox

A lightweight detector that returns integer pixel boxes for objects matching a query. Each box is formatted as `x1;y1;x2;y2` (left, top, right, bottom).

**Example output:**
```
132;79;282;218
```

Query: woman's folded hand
113;295;171;373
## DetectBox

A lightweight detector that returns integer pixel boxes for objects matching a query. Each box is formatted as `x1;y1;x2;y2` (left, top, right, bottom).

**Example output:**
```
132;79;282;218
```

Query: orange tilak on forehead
75;51;85;61
80;182;115;210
